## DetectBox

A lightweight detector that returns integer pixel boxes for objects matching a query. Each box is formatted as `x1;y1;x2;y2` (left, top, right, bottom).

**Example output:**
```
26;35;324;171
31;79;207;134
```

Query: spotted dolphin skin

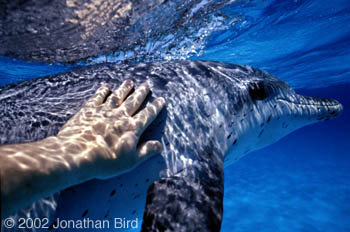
0;61;343;231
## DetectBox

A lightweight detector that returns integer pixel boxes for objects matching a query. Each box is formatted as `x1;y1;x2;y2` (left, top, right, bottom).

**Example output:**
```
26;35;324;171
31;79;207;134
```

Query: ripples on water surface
1;0;349;88
0;0;349;231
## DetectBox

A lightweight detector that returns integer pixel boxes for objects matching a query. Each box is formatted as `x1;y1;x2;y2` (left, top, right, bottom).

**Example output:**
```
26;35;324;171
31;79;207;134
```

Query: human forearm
0;136;87;217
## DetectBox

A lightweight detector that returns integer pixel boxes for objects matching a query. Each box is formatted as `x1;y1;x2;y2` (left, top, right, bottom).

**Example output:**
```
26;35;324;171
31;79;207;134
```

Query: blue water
194;0;350;89
0;0;349;231
0;56;71;86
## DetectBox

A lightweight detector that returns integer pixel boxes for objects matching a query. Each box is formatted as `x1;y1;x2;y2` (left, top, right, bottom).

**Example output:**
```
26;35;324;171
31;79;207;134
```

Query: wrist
40;136;91;186
54;135;111;184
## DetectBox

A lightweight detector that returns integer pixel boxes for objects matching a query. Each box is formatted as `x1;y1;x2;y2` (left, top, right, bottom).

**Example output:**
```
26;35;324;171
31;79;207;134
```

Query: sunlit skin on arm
0;80;165;217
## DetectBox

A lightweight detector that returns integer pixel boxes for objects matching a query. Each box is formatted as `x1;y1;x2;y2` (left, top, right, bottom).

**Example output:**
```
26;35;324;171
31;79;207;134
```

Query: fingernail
157;97;165;105
141;81;150;89
124;79;133;87
101;82;110;88
152;141;163;150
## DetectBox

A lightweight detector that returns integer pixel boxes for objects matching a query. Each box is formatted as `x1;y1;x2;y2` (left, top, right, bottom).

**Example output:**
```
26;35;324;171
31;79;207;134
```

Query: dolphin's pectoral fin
141;151;224;232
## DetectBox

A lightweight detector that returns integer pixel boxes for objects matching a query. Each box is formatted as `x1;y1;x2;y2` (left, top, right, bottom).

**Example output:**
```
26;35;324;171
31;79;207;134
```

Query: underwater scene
0;0;349;231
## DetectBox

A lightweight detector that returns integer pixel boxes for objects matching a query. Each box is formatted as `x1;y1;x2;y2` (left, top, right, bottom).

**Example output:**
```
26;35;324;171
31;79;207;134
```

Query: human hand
57;80;165;180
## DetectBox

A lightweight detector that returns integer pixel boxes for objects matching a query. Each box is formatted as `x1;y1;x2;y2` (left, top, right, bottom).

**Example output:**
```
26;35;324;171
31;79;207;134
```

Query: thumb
138;140;163;161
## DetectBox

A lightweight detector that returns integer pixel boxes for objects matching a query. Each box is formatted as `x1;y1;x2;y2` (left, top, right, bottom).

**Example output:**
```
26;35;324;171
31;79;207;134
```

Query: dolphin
0;60;342;231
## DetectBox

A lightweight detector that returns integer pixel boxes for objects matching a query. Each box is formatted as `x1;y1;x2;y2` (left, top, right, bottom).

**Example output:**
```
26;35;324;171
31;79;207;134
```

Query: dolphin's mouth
277;96;341;107
277;95;343;117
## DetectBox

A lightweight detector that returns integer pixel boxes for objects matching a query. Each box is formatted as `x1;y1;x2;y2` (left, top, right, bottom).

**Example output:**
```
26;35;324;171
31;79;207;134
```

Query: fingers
138;140;163;160
121;82;151;116
134;97;165;136
105;80;134;108
85;84;111;107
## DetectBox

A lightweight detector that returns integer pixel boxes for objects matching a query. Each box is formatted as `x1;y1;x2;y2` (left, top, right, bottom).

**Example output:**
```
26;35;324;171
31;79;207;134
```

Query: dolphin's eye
248;81;268;101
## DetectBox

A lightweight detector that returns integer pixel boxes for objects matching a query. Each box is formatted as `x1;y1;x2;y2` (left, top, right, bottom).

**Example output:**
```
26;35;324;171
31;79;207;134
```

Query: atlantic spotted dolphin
0;61;342;231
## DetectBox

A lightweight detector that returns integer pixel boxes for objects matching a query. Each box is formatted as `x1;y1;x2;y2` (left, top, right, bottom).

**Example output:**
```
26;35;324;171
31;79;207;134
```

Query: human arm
0;80;165;217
